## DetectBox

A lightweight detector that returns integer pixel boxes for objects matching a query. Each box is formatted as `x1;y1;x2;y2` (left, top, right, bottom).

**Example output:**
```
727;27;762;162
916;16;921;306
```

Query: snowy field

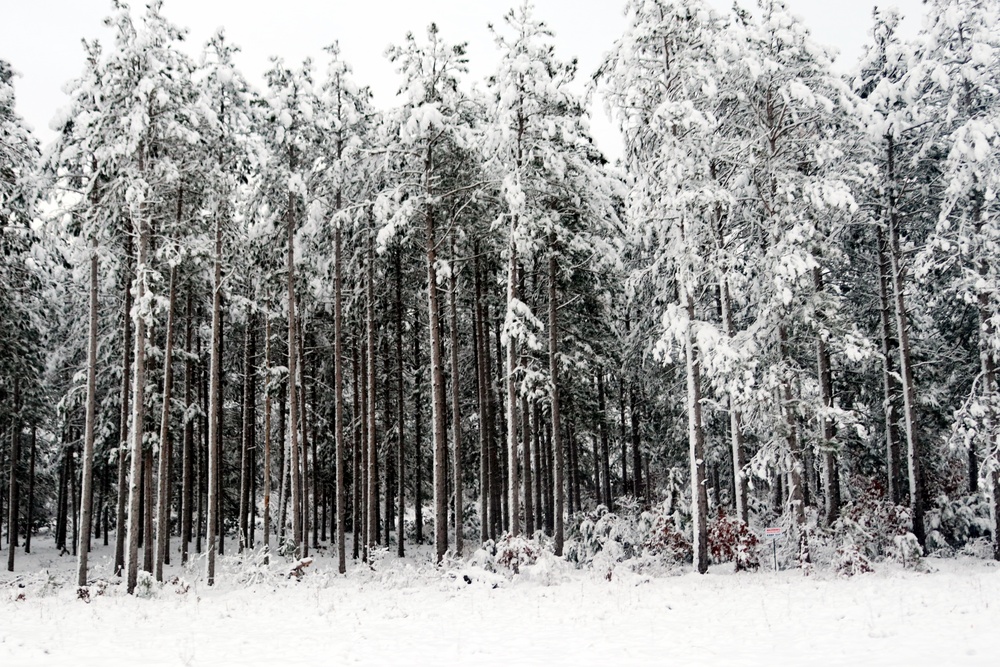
2;538;999;666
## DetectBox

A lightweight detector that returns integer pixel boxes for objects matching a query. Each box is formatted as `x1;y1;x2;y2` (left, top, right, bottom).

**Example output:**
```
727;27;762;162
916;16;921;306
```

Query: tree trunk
181;289;194;563
597;371;612;509
154;264;177;581
885;133;925;547
504;246;521;537
813;267;841;525
125;186;150;594
365;219;378;559
423;143;449;562
263;316;274;564
25;428;36;554
473;249;489;543
686;294;709;574
238;313;254;552
77;241;99;586
875;226;904;505
114;230;134;577
394;250;405;559
548;237;565;555
334;224;346;571
352;340;362;559
286;188;303;557
206;211;223;585
6;380;20;571
448;237;464;555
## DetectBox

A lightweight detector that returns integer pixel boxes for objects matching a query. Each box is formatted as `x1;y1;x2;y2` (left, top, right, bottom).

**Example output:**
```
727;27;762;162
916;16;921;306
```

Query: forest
2;0;1000;599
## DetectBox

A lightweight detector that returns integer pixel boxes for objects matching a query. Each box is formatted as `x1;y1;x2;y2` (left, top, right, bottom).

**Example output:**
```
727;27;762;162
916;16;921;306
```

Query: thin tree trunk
206;210;223;585
473;248;489;543
548;236;565;555
394;250;405;558
125;182;150;594
778;325;807;528
238;313;253;552
448;236;464;555
885;133;925;547
365;221;378;558
263;316;273;563
114;230;134;576
505;250;520;537
413;313;425;545
685;293;709;574
334;226;346;571
423;144;449;562
597;371;612;509
352;340;361;559
77;241;99;586
286;186;302;557
154;264;177;581
875;226;903;505
25;428;36;553
181;288;194;563
813;267;840;525
6;380;20;571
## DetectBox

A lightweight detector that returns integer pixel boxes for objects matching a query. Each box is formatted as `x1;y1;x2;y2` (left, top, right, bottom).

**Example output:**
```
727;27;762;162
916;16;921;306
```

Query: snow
3;538;1000;665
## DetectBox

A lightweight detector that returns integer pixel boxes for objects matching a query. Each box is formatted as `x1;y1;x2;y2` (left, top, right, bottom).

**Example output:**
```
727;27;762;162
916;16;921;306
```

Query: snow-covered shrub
926;493;993;553
834;538;873;577
707;508;760;571
891;532;926;570
834;477;910;560
134;571;157;599
565;501;691;578
494;534;540;574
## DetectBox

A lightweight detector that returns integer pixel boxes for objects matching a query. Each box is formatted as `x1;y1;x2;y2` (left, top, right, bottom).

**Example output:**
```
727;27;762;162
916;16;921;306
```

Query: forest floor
2;535;999;666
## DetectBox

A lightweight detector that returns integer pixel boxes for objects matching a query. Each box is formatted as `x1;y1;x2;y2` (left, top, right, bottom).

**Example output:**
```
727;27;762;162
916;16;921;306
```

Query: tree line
2;0;999;592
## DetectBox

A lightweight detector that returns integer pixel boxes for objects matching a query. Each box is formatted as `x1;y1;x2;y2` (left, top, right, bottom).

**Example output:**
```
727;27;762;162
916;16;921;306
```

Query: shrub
707;509;760;571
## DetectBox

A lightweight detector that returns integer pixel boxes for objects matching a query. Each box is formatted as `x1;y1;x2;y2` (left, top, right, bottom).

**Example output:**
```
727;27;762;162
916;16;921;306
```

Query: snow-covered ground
2;537;998;666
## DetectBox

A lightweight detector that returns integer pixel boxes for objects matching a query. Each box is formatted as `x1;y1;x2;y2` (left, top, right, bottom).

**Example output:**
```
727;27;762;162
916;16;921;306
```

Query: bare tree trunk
875;227;903;505
718;275;748;524
352;341;361;559
25;428;36;553
410;310;424;547
685;294;709;574
448;237;464;555
365;218;378;559
394;250;405;559
334;226;346;571
299;318;311;557
286;190;302;557
521;394;533;536
813;267;840;526
263;316;273;564
422;146;450;562
473;248;489;543
154;264;177;581
206;212;223;586
124;179;151;593
548;237;565;555
778;325;807;528
597;371;612;509
6;381;20;571
885;134;925;547
181;289;194;563
77;242;99;586
505;246;521;538
238;313;253;552
114;231;134;576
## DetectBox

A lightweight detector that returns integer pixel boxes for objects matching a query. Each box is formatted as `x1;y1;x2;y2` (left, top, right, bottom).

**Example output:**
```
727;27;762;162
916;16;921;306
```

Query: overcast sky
2;0;928;159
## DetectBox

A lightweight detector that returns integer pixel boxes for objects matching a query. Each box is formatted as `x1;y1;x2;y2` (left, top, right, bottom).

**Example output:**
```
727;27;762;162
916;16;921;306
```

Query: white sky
2;0;927;160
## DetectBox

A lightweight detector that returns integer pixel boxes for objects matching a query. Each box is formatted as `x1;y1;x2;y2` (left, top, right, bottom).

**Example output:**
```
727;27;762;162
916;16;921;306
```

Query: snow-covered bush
565;501;691;578
926;493;993;553
708;509;760;571
833;477;911;560
834;538;873;577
